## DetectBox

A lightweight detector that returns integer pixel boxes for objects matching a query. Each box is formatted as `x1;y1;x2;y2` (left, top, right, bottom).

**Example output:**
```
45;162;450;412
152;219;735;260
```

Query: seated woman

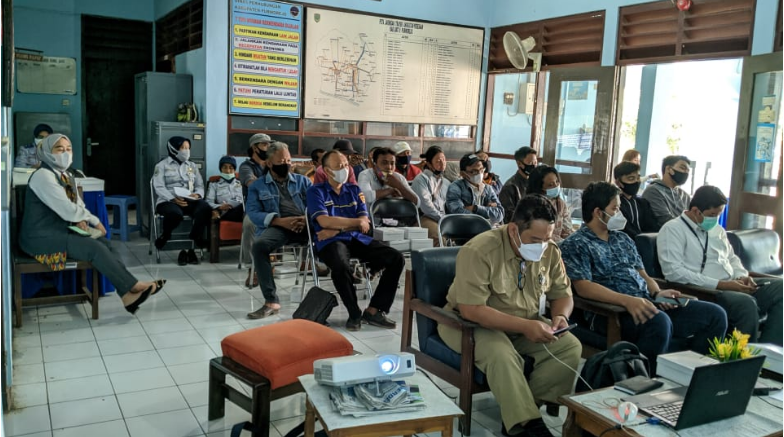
528;165;574;243
19;134;164;314
206;155;244;222
152;136;212;266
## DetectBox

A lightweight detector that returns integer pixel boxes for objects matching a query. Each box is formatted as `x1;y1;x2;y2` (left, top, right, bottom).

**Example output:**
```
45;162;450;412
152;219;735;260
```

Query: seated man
499;146;537;224
313;139;358;184
613;161;657;240
357;147;419;213
411;145;450;245
391;141;421;181
641;155;692;230
206;155;244;222
446;153;504;225
307;150;405;331
438;195;581;437
245;142;312;319
560;182;727;368
658;185;782;345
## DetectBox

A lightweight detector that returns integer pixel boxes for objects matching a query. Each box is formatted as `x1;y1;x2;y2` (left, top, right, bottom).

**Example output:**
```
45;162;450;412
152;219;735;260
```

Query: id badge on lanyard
187;167;194;193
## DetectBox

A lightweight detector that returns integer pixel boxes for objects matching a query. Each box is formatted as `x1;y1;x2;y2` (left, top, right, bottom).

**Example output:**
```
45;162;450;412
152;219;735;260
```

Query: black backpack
576;341;650;393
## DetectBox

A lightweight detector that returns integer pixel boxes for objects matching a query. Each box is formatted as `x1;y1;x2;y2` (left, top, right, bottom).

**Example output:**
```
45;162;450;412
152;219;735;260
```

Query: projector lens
378;355;399;374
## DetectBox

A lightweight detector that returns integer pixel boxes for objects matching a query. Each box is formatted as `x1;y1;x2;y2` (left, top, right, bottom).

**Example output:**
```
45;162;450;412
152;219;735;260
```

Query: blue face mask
700;215;719;231
545;186;561;199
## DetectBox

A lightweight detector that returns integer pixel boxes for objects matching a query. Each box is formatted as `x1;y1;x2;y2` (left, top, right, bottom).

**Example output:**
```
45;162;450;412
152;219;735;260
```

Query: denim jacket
246;172;311;236
445;178;504;225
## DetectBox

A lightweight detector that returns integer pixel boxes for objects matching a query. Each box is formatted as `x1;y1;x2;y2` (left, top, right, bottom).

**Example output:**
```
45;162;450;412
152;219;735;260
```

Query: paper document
173;187;192;198
68;225;103;239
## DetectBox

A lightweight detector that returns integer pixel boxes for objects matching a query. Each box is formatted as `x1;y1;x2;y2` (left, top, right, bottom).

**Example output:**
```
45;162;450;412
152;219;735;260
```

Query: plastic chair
104;195;142;241
437;214;492;247
370;198;421;228
207;174;243;263
148;178;201;263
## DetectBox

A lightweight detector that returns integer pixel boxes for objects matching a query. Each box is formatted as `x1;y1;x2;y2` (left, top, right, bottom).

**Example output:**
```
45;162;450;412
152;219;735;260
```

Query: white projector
750;343;783;375
314;352;416;386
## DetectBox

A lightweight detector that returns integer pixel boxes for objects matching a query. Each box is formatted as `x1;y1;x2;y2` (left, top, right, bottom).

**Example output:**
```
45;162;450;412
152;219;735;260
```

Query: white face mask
177;149;191;162
514;231;547;262
52;152;72;171
34;138;43;146
330;167;349;184
601;210;627;231
468;173;483;185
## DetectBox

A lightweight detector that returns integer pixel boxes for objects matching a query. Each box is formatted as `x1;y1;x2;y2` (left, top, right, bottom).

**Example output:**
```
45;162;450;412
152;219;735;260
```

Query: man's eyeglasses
517;261;526;290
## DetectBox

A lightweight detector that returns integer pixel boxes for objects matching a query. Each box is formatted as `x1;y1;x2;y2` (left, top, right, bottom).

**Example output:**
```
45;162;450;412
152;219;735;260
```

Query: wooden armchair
570;296;626;358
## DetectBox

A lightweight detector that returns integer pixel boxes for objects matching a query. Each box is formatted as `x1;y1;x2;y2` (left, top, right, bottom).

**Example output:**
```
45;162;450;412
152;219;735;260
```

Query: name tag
539;292;546;316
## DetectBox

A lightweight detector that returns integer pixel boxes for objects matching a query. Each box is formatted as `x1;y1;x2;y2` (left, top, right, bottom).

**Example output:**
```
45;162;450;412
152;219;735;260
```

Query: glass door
727;52;783;246
542;67;617;189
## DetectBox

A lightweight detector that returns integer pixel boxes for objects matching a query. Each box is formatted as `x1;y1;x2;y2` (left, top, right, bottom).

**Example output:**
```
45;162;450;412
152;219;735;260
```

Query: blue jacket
246;172;311;236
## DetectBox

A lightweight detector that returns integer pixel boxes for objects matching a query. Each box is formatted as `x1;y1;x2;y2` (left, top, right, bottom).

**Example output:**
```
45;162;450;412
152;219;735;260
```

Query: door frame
541;66;619;189
726;52;783;243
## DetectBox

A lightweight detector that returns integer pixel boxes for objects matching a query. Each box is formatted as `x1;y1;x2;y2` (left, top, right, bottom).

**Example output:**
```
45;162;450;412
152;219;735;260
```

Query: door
82;16;152;195
542;67;618;189
727;52;783;246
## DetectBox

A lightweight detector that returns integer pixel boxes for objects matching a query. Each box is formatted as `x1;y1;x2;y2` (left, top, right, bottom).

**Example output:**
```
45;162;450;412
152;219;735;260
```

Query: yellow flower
715;343;728;360
740;348;753;359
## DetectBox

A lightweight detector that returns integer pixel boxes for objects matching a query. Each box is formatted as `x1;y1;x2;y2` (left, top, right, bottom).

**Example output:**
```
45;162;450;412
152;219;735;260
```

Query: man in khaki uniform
438;194;581;437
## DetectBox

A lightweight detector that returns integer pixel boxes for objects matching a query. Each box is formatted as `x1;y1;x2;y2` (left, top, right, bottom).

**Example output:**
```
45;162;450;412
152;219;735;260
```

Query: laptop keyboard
647;401;684;423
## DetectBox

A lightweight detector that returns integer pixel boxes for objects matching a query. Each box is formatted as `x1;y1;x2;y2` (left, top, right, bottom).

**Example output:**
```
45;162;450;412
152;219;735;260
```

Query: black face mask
271;163;290;178
256;148;268;161
522;164;536;175
620;181;641;196
396;155;411;167
670;169;689;185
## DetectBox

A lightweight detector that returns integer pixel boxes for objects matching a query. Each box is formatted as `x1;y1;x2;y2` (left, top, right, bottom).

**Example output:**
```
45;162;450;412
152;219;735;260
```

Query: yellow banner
233;25;300;42
233;97;298;111
232;73;298;88
233;49;298;65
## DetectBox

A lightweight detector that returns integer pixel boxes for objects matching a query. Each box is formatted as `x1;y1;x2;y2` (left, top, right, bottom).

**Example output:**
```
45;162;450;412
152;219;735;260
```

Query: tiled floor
5;236;567;437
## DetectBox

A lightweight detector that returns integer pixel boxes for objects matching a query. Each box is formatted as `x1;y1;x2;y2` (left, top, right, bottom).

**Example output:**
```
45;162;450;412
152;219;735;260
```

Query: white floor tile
157;344;216;367
148;330;206;349
117;386;189;418
44;357;106;382
11;432;51;437
125;408;203;437
167;362;209;385
102;350;165;374
42;341;100;363
140;318;193;335
38;318;92;333
49;395;122;429
52;419;129;437
193;402;250;433
97;335;154;356
195;324;246;343
109;367;176;394
13;363;45;385
270;392;306;421
186;313;240;330
40;328;95;347
91;322;147;341
4;404;51;436
178;302;227;318
10;382;48;409
178;381;208;408
47;374;114;404
13;346;43;365
13;334;42;350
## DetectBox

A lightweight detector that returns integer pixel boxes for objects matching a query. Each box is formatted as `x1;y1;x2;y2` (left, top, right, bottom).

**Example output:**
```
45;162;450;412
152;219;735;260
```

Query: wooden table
559;379;783;437
299;373;463;437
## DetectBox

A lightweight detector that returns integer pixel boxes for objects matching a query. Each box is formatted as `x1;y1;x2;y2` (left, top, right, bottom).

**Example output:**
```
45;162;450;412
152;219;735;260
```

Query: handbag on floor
293;286;338;325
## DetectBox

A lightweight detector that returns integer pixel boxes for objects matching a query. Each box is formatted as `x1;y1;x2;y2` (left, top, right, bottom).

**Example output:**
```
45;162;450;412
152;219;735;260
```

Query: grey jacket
641;180;692;231
206;177;244;209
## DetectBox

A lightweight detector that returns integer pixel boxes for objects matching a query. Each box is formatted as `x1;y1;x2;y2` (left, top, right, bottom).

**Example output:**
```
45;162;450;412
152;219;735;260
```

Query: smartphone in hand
553;323;578;336
654;295;689;307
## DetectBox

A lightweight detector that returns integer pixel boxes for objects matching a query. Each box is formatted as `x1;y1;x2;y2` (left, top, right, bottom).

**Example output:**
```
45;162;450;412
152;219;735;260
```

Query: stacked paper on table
410;239;433;250
328;380;425;417
656;350;719;386
373;228;404;242
382;239;410;252
403;227;428;240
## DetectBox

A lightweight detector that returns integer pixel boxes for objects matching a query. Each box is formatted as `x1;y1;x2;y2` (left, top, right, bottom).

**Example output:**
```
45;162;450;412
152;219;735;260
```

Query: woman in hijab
19;134;165;314
151;136;211;266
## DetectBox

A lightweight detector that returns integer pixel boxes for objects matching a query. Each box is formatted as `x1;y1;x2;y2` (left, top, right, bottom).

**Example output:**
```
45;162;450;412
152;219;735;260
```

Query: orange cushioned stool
208;319;353;437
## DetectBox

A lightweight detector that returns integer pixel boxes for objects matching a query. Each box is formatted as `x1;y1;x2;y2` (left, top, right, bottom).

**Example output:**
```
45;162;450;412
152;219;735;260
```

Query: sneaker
187;249;199;265
345;317;362;331
177;250;188;266
361;309;396;329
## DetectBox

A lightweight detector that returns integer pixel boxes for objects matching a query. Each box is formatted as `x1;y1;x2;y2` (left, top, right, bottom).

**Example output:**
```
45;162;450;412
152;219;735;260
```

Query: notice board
16;56;77;95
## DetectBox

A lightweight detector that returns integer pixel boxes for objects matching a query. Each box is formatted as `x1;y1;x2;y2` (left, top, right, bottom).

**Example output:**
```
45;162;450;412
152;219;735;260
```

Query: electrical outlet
62;99;70;106
503;92;514;105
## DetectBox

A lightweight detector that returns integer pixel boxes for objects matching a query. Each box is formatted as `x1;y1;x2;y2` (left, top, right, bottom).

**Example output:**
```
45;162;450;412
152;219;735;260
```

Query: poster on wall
229;0;302;117
754;123;775;163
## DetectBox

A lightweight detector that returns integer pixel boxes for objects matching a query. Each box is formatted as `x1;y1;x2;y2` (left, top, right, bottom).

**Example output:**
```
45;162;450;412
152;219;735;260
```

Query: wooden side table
299;373;463;437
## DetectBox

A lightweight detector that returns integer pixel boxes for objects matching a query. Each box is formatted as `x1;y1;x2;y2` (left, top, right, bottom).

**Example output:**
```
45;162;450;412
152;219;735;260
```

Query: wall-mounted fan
502;32;542;72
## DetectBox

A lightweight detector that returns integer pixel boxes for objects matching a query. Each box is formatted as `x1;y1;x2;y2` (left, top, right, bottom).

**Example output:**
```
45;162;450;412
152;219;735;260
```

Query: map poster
229;0;302;117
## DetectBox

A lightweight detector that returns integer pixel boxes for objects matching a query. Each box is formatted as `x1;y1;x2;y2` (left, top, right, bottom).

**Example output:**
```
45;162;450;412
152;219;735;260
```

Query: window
155;0;203;71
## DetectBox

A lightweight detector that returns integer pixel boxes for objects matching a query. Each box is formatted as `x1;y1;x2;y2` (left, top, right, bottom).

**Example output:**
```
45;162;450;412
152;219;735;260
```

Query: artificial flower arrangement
708;329;760;362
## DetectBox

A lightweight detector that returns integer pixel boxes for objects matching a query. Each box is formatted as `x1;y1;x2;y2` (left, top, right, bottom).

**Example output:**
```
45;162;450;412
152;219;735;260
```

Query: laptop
622;355;765;430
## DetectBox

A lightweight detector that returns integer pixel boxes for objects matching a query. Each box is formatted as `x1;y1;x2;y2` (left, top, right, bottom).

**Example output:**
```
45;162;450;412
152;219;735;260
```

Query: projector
750;343;783;375
314;352;416;386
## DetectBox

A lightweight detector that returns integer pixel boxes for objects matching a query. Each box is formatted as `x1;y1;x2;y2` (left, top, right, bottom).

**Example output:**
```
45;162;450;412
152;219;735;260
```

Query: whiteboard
304;9;484;125
16;56;77;95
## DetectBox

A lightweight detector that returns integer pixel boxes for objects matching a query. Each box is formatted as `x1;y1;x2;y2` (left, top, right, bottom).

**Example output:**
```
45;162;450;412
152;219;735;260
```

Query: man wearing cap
206;155;244;222
499;146;538;224
16;123;53;168
411;145;450;245
446;153;504;225
239;133;272;287
391;141;421;181
357;147;419;212
313;139;358;184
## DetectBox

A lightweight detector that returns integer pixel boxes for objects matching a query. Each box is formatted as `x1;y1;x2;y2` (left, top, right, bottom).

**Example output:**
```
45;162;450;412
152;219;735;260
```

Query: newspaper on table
328;380;425;417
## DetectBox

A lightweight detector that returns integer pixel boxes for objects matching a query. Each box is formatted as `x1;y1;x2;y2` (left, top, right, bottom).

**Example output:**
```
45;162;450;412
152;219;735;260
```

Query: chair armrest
409;298;479;330
750;272;782;279
573;296;627;316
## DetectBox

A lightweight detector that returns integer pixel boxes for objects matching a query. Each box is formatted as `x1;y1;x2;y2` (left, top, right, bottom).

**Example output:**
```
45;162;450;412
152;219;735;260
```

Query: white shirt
658;212;748;289
28;168;100;226
357;168;418;207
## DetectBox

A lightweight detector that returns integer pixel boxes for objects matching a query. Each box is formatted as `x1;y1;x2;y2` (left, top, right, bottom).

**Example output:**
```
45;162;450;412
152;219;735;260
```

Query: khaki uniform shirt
444;226;572;322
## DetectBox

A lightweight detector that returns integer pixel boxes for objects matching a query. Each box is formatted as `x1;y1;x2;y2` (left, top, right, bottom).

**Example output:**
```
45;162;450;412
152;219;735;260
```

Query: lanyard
680;217;708;273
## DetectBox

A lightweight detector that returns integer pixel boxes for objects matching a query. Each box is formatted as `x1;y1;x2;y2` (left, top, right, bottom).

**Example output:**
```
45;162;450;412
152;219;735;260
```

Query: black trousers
156;199;212;246
217;204;244;222
317;239;405;320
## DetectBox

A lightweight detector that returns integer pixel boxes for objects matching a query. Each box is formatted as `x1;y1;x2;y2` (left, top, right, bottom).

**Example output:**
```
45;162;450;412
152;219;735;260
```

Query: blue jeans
619;300;727;371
